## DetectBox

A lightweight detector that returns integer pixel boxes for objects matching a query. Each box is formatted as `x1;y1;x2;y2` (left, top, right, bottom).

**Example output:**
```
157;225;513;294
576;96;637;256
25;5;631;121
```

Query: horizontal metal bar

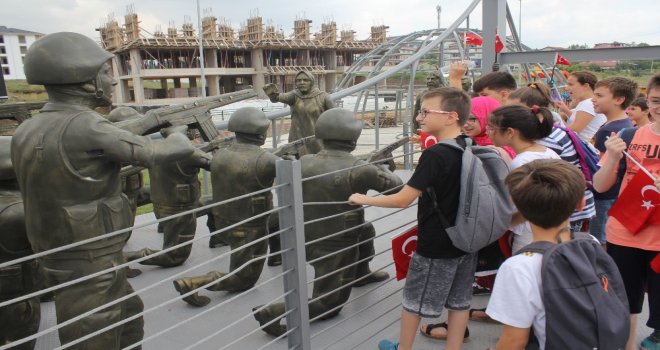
499;45;660;65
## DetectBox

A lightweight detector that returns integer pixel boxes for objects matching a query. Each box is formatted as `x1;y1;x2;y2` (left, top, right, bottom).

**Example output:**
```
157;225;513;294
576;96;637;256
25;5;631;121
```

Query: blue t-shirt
593;118;634;199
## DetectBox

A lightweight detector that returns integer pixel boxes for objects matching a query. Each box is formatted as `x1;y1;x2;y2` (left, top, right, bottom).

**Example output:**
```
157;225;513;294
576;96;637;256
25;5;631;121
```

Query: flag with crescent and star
609;170;660;234
391;226;418;280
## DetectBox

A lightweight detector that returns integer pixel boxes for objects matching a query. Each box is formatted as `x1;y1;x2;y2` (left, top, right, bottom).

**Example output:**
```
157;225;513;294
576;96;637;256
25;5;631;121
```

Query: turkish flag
462;32;483;46
609;171;660;234
651;254;660;274
419;132;438;149
555;53;571;66
495;34;504;53
391;226;418;280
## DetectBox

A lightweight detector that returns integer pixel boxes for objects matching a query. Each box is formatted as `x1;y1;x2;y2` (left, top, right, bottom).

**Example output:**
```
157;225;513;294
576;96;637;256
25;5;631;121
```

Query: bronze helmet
24;32;113;85
228;107;270;135
315;108;362;141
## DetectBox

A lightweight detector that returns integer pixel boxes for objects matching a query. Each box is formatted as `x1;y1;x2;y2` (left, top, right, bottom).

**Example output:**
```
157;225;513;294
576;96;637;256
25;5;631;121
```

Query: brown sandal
419;322;470;341
468;308;499;323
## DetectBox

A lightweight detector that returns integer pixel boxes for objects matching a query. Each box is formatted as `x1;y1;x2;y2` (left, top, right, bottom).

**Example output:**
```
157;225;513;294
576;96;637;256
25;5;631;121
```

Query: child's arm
593;132;626;193
348;185;421;208
494;325;531;350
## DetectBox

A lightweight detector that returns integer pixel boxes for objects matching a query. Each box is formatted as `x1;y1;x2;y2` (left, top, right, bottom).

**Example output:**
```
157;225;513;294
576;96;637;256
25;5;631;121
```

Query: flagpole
623;150;657;181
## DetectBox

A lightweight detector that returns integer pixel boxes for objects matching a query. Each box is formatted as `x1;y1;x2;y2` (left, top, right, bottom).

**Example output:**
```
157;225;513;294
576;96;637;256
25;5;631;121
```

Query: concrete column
189;77;197;87
323;50;337;92
159;79;168;89
252;48;266;97
129;49;144;103
111;55;124;104
481;0;507;74
174;78;182;88
205;49;219;96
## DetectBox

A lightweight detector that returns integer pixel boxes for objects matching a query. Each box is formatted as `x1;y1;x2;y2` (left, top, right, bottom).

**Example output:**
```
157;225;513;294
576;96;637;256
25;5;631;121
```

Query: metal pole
374;84;380;150
519;0;522;43
276;160;311;350
437;5;443;67
196;0;207;98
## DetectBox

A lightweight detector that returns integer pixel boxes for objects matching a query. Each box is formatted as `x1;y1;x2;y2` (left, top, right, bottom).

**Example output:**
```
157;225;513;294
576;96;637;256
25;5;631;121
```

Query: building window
20;46;27;54
0;35;3;43
18;35;26;44
2;67;9;75
0;47;5;54
1;57;7;65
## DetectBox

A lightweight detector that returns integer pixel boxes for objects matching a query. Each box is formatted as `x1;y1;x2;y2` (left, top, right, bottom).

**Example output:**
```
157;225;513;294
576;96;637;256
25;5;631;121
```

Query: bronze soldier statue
253;108;402;336
263;70;335;156
0;136;40;350
124;127;211;268
413;71;446;130
11;32;196;349
173;107;279;307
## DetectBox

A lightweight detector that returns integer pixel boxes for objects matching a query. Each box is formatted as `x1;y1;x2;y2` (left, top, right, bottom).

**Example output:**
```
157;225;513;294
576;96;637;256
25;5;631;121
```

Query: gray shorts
401;252;477;318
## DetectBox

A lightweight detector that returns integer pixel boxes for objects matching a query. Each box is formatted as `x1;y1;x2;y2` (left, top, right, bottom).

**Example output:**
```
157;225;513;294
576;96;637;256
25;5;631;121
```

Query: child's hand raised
604;132;627;161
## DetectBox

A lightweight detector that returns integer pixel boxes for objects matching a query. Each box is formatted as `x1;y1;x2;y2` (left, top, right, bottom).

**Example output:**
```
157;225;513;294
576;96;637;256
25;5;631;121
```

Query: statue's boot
172;276;214;307
354;262;389;287
252;304;287;337
267;235;282;266
126;267;142;278
124;248;158;262
208;233;228;248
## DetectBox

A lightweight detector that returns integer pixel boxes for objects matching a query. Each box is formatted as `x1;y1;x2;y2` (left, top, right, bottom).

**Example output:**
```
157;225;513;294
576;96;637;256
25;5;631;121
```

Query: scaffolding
124;5;140;41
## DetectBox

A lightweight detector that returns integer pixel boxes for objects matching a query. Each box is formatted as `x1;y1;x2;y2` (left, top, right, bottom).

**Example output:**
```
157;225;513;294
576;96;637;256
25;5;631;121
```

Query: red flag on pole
461;32;483;46
608;171;660;234
391;226;418;280
555;52;571;66
495;33;504;53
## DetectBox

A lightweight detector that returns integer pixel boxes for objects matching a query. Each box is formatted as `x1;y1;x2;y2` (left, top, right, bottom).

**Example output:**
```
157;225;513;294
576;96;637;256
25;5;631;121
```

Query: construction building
98;9;388;105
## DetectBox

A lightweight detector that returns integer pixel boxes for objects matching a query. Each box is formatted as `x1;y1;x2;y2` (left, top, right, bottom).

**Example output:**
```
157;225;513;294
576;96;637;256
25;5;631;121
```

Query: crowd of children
349;70;660;350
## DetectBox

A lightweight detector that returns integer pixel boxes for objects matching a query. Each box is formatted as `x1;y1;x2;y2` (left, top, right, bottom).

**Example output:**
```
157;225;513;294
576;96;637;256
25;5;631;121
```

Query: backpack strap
425;136;469;229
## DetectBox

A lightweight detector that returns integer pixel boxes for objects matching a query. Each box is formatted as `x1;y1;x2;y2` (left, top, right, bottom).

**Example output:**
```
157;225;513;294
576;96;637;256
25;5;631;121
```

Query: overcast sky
2;0;659;49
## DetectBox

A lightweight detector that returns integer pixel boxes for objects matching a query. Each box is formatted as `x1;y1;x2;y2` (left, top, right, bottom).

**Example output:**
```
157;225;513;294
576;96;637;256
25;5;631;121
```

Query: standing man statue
124;126;211;269
253;108;402;336
413;71;446;130
11;32;196;349
263;71;335;156
173;107;279;307
0;136;40;350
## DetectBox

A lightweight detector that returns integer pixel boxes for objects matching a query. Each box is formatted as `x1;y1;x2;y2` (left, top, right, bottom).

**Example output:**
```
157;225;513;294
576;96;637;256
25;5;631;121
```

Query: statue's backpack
518;233;630;350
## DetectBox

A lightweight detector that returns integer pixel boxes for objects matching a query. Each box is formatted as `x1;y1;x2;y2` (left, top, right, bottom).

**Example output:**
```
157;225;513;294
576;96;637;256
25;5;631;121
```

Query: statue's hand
263;83;279;95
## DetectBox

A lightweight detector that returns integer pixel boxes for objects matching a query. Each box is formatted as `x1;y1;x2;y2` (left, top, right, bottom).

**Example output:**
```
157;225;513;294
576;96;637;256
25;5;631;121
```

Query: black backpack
518;233;630;350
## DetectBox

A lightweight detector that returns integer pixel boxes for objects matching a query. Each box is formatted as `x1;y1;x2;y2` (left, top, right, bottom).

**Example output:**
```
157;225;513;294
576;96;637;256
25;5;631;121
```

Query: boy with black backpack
349;87;510;350
486;159;630;350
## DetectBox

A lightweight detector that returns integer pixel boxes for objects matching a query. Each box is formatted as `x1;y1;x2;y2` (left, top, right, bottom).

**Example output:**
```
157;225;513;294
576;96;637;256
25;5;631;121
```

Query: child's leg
626;314;638;350
446;310;469;350
398;309;421;350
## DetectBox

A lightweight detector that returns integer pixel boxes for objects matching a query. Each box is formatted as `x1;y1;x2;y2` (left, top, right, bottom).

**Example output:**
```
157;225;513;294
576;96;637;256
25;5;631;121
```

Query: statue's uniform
126;158;203;267
0;184;40;350
11;105;149;349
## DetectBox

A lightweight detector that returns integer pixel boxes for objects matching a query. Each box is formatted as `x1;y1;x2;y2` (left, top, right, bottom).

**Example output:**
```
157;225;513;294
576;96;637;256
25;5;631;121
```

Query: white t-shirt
567;99;606;142
510;149;561;252
486;252;546;350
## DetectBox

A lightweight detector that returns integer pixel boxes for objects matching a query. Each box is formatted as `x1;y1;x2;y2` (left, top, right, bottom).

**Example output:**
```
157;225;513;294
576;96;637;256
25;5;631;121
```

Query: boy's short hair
595;77;639;109
630;96;649;110
421;87;471;125
570;71;598;91
505;159;585;229
647;72;660;92
473;72;517;93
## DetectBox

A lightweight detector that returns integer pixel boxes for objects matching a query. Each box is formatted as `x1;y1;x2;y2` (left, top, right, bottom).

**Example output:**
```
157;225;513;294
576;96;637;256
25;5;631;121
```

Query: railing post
275;159;311;350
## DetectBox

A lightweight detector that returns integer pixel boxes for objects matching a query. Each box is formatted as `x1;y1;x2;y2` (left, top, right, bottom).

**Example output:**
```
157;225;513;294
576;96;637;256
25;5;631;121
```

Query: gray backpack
518;233;630;350
427;137;514;253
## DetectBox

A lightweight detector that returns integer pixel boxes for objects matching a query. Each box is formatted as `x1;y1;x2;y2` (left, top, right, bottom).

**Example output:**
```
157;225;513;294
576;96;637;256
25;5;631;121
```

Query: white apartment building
0;26;43;80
